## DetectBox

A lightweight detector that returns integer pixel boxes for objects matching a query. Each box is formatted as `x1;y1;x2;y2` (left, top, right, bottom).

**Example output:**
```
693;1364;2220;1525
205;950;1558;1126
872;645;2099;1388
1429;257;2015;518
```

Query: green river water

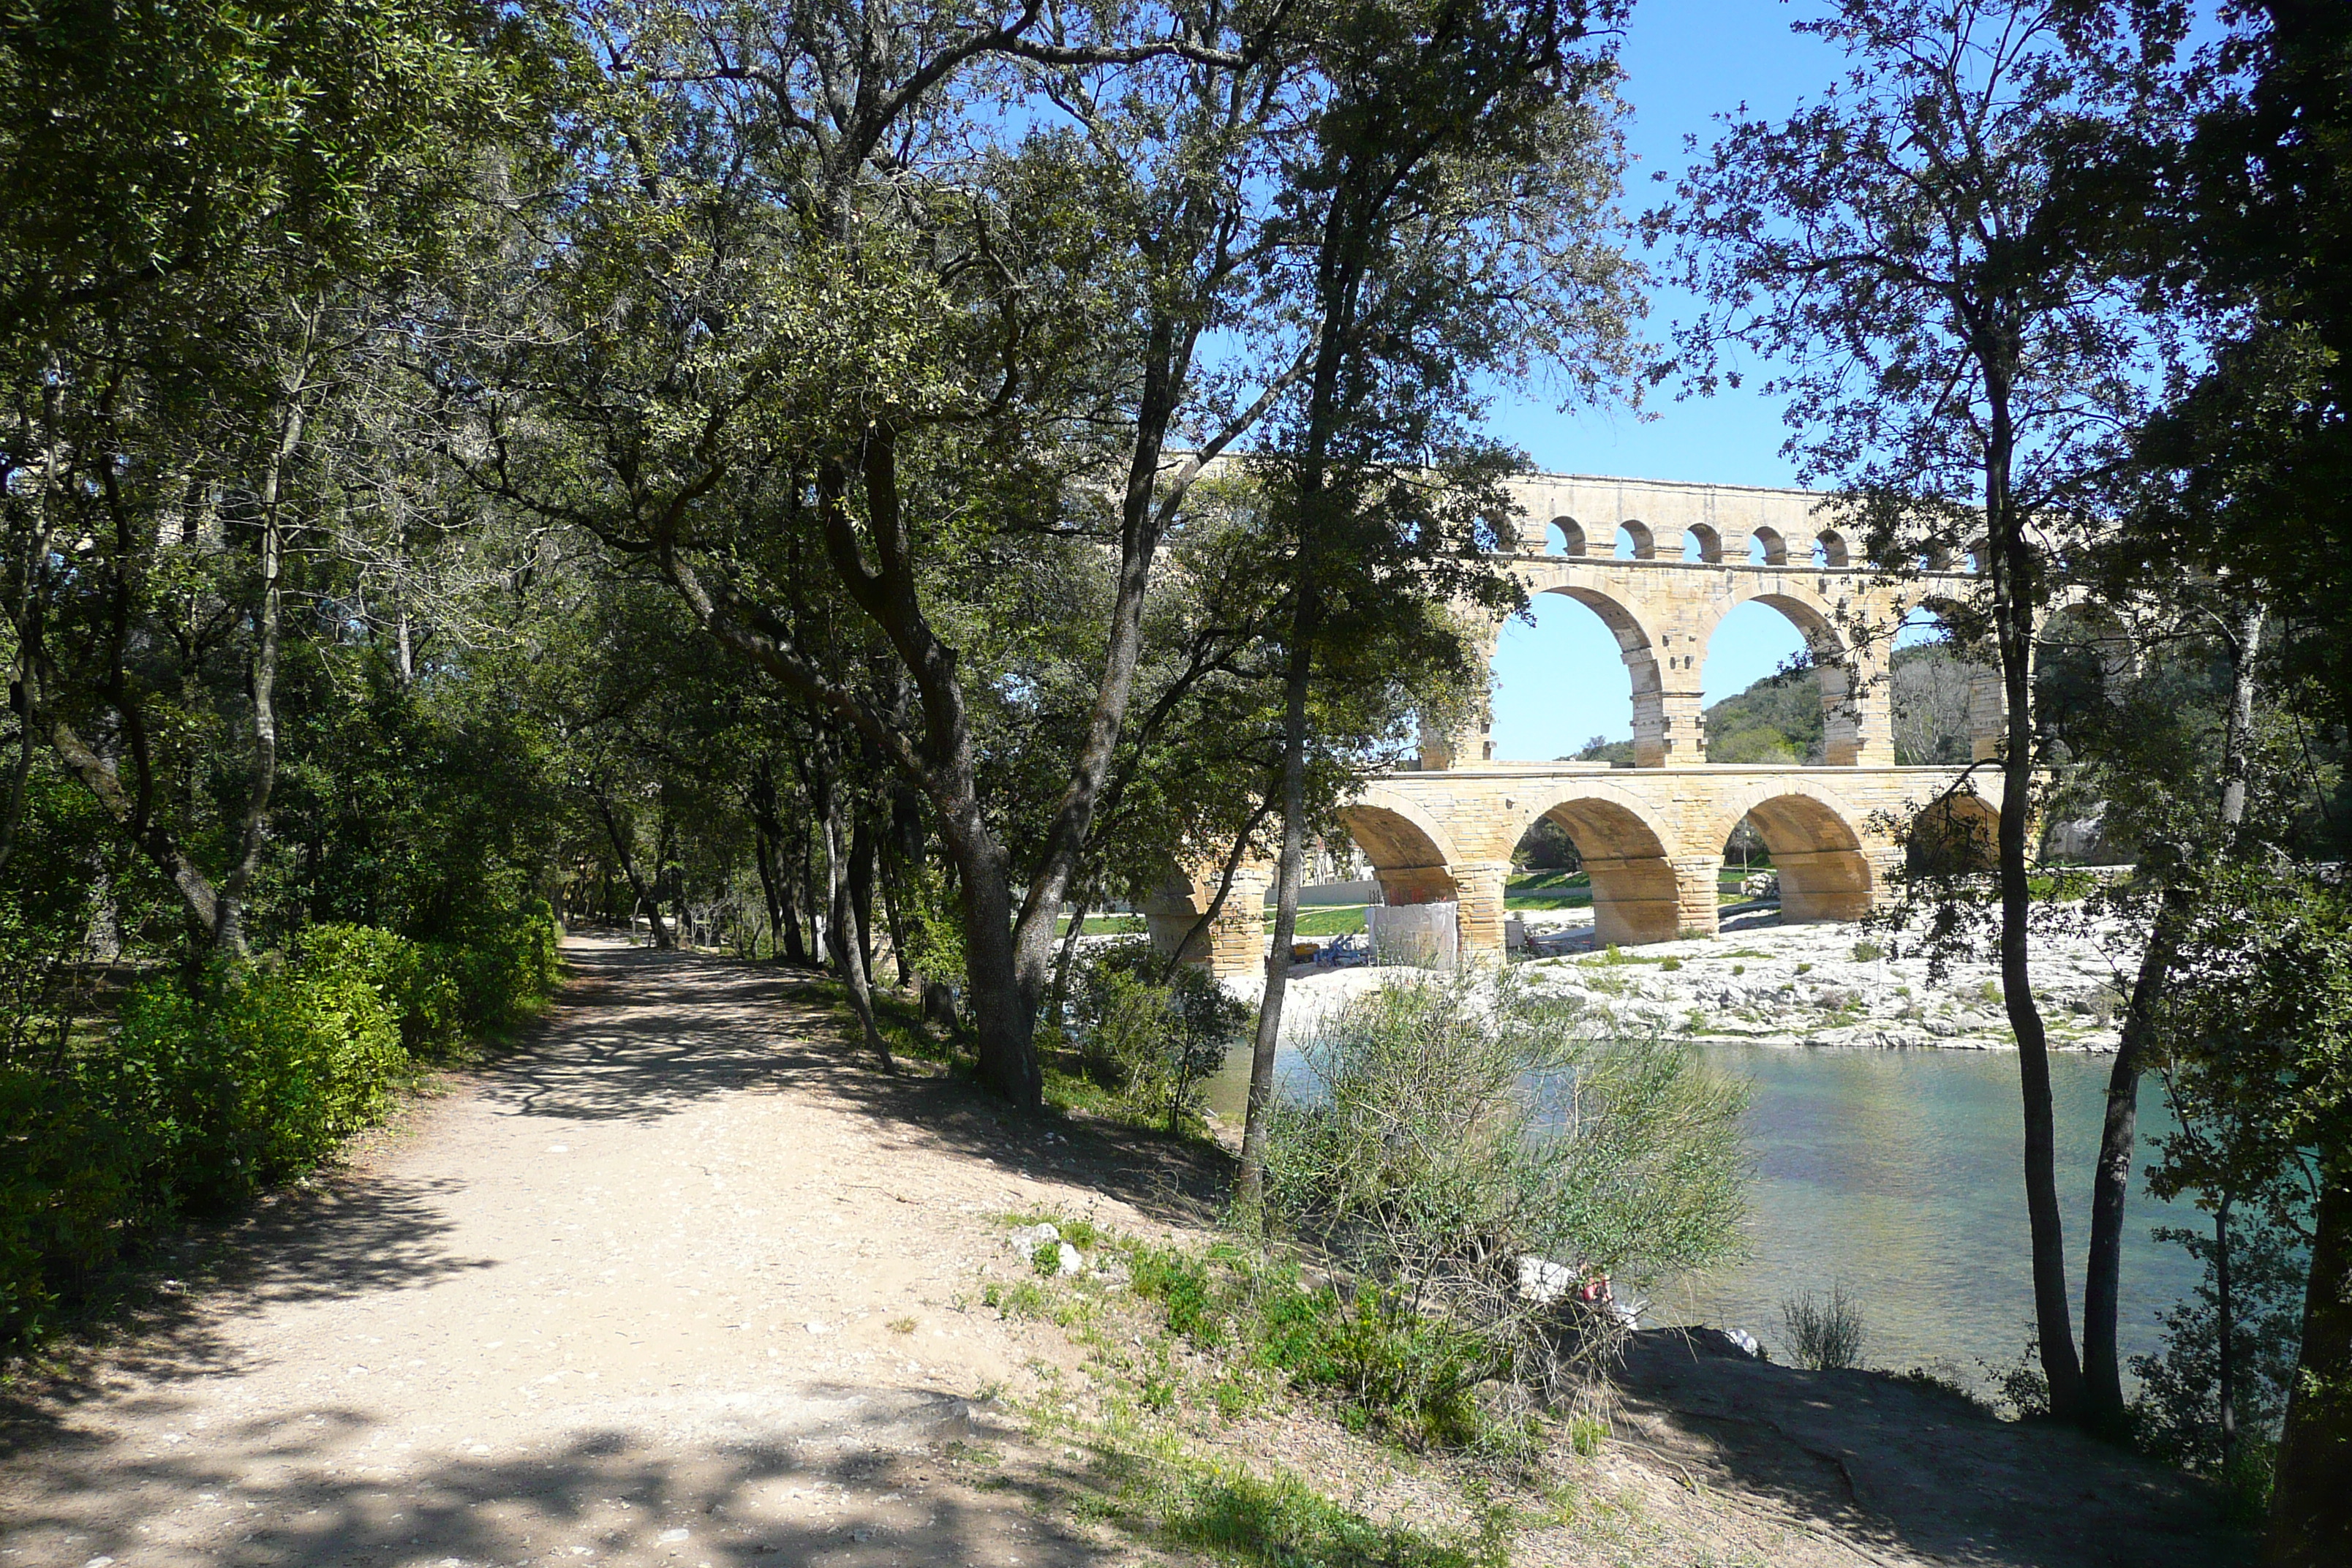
1209;1040;2201;1381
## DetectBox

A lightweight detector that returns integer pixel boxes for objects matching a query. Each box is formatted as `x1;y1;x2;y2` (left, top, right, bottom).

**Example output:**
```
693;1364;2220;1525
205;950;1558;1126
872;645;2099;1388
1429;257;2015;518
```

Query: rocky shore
1265;910;2137;1052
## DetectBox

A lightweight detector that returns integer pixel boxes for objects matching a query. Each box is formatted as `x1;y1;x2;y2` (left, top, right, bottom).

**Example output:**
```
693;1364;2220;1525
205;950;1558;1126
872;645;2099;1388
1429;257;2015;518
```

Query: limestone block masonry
1345;764;1981;954
1150;473;2013;979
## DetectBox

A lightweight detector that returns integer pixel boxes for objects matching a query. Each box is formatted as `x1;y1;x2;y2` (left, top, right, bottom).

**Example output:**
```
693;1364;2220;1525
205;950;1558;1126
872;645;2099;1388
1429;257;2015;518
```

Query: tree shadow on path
1615;1328;2254;1568
499;941;1235;1232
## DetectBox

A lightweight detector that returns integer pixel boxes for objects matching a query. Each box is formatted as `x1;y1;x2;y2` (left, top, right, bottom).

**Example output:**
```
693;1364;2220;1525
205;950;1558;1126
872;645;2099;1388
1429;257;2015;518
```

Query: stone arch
1814;529;1850;568
1526;583;1668;765
1549;516;1588;556
1616;520;1657;559
1507;783;1689;946
1338;789;1462;911
1700;587;1881;766
2042;592;2136;692
1749;526;1789;565
1703;780;1878;924
1907;789;1999;875
1684;523;1725;563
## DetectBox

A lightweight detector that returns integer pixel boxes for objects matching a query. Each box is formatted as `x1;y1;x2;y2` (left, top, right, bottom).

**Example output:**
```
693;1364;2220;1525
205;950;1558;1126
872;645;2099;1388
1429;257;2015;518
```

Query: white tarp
1365;900;1458;970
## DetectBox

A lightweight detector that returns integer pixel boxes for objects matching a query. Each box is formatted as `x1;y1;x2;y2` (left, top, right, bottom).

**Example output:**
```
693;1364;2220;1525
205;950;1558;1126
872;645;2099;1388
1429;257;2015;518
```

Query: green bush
85;960;407;1213
1068;939;1248;1134
0;1069;139;1343
0;902;562;1349
303;923;463;1053
1126;1243;1502;1449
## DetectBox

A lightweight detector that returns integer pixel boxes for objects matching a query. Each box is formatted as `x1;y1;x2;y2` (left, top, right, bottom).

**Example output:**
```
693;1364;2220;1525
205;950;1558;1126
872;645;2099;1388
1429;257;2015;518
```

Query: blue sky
1487;0;1846;760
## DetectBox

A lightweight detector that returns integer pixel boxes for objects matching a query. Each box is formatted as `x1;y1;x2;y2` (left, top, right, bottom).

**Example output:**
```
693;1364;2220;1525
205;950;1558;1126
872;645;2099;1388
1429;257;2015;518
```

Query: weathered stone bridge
1150;473;2059;977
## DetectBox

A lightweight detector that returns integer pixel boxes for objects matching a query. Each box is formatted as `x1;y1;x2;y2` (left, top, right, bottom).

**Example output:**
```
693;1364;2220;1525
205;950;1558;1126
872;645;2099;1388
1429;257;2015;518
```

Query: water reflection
1209;1036;2200;1377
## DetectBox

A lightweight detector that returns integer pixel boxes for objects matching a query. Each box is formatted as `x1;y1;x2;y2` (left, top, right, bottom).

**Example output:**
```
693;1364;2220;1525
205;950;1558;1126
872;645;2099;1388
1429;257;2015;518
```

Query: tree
2145;872;2352;1563
1659;0;2187;1423
1235;0;1643;1205
455;0;1322;1106
1;0;532;958
2119;4;2352;1554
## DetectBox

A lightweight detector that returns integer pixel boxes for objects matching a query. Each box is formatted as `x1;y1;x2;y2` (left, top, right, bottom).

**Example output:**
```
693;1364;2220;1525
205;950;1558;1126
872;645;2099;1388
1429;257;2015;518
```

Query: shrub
1780;1284;1868;1369
1126;1243;1504;1451
0;1069;138;1343
302;923;462;1053
86;961;407;1213
1851;941;1883;962
1259;974;1749;1399
1068;940;1248;1134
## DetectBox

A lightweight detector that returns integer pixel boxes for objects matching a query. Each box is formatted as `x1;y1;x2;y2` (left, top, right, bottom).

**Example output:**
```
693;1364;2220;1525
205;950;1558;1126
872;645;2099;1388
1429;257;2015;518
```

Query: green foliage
1125;1243;1506;1453
84;961;408;1215
1067;940;1248;1135
0;906;559;1348
1780;1285;1868;1371
0;1068;138;1343
1254;975;1747;1415
2130;1199;2307;1493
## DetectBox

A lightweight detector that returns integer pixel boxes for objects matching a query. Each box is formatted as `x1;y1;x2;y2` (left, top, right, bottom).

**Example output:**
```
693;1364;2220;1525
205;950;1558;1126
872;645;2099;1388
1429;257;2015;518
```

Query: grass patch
1153;1456;1499;1568
1057;913;1147;937
1504;891;1593;910
1272;905;1372;938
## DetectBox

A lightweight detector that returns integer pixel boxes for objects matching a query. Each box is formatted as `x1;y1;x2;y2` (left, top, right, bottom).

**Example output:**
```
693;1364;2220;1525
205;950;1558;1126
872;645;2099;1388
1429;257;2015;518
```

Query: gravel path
0;939;1217;1568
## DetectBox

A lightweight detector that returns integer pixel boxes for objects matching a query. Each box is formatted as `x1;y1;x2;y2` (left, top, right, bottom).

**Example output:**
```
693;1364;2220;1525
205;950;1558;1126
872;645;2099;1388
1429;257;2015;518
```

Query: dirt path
0;938;1218;1568
1;938;2251;1568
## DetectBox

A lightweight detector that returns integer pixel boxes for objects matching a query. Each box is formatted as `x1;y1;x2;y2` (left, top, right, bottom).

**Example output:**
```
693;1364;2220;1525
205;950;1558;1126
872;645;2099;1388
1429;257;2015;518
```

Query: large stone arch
1506;781;1693;946
1508;579;1674;766
1338;788;1463;910
1700;585;1883;766
1702;778;1880;924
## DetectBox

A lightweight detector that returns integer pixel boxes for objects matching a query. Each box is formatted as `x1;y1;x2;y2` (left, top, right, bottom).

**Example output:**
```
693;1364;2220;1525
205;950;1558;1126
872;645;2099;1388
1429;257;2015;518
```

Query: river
1208;1037;2202;1381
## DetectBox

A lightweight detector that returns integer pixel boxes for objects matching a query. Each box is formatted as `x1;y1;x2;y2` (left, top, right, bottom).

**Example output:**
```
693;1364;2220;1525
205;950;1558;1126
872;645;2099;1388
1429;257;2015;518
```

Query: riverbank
1;941;2239;1567
1230;914;2134;1052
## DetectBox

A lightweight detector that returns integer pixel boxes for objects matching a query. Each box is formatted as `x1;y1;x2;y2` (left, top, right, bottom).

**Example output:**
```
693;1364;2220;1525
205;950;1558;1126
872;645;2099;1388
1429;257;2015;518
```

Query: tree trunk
2083;606;2263;1428
948;804;1041;1107
2266;1171;2352;1566
877;838;913;987
2216;1194;2239;1469
850;811;878;984
751;819;785;960
1240;621;1316;1212
1047;877;1093;1022
593;791;670;948
817;766;892;1071
1985;414;2084;1422
214;331;316;960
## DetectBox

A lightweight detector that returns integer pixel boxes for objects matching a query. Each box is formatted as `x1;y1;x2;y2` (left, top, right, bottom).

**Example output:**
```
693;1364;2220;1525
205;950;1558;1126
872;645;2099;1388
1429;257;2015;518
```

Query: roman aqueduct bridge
1147;472;2090;978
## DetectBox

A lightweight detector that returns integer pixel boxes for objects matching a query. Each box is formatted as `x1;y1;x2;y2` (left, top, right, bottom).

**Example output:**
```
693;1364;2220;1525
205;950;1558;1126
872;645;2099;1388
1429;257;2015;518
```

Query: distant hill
1564;644;1981;768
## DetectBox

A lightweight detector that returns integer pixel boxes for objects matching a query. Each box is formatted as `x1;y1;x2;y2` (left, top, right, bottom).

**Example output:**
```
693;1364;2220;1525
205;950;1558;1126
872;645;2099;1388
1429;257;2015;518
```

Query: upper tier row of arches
1539;516;1981;573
